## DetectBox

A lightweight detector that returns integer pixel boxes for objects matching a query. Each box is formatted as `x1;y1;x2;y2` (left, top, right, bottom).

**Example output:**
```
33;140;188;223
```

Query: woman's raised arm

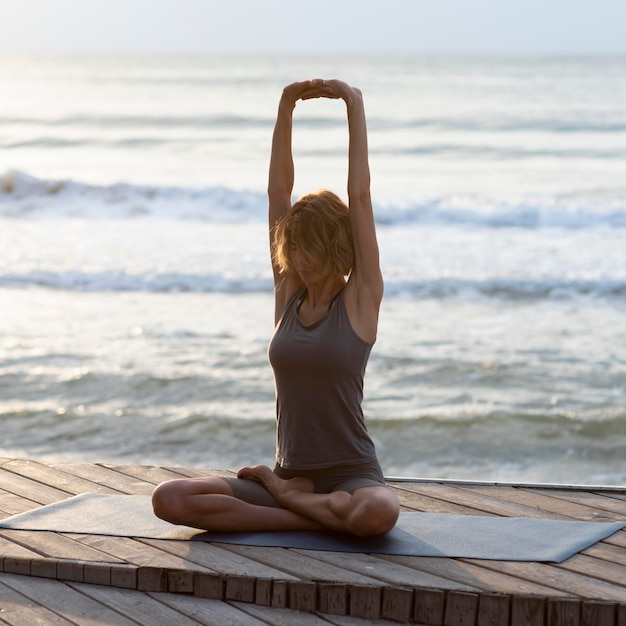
326;80;383;342
267;80;333;321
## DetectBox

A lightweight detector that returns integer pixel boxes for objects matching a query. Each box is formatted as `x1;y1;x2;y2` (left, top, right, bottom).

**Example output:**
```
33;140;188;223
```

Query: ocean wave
0;113;275;130
383;278;626;300
2;269;623;300
0;270;272;294
2;169;626;229
3;112;625;135
376;194;626;228
0;170;265;221
366;410;626;433
394;117;626;134
382;144;626;160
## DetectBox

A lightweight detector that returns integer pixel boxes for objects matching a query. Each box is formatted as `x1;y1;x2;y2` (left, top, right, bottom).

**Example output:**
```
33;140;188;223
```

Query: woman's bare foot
237;464;315;506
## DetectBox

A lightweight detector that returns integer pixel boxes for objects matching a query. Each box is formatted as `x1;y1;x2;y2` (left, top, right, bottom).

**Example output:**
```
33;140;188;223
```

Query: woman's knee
348;489;400;537
152;477;234;525
151;479;185;523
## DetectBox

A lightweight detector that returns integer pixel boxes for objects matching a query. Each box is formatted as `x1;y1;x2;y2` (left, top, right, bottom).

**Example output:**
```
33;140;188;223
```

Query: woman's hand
280;79;335;108
280;79;363;107
323;79;362;105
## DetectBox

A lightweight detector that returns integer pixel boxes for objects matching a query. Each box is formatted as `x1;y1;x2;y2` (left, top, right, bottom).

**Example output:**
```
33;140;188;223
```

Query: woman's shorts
222;459;387;509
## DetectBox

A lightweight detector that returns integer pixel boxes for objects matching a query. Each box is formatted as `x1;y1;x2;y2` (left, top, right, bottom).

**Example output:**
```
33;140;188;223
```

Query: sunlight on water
0;53;624;483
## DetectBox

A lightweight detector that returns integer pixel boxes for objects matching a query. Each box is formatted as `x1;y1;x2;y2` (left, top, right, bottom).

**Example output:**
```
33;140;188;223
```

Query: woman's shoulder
274;278;305;324
342;276;380;344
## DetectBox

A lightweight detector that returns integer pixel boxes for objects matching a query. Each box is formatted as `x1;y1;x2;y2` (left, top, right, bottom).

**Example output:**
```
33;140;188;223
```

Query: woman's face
292;245;326;284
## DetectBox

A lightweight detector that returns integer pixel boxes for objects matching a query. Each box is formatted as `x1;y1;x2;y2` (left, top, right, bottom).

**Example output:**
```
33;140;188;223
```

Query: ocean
1;53;625;484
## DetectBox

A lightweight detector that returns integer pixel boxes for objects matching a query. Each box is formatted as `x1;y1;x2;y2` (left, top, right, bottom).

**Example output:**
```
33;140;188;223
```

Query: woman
152;79;399;537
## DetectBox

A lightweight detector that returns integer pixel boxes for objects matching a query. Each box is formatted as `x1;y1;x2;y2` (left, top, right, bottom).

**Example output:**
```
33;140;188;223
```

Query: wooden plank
0;575;74;625
254;576;273;606
83;562;112;586
466;486;626;522
604;491;626;499
379;554;573;598
322;615;406;626
291;548;480;592
0;535;42;562
30;557;58;580
0;459;122;496
394;483;570;520
0;467;71;505
199;546;414;619
193;570;225;599
67;581;205;625
100;462;200;484
556;553;626;586
167;569;194;593
110;564;137;590
55;559;86;583
546;598;581;626
270;580;289;609
606;531;626;549
443;590;479;626
0;489;41;518
317;582;349;616
47;462;156;495
580;601;617;626
477;593;511;626
391;484;494;516
470;559;626;602
349;584;383;621
218;544;380;586
0;573;139;626
288;580;318;612
97;462;225;486
70;534;168;570
232;600;343;625
232;575;271;604
1;557;30;577
224;574;255;602
381;586;413;623
165;467;238;479
148;592;270;625
511;595;545;626
525;488;626;517
583;542;626;567
413;588;446;626
386;478;626;493
0;530;124;564
138;538;301;582
68;534;215;592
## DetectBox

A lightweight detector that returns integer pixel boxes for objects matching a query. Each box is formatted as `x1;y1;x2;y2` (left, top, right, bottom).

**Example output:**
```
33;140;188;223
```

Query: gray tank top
268;287;377;469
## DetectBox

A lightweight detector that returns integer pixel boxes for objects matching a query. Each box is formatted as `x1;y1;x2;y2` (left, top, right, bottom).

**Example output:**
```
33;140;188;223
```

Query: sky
0;0;625;55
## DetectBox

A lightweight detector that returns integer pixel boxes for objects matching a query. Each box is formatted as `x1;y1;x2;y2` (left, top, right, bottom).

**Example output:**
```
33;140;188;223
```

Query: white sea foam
2;169;625;229
0;170;265;222
1;170;624;301
1;268;625;301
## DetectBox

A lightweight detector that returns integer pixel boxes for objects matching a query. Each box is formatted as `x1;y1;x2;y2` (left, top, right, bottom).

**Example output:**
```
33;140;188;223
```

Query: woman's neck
302;276;345;309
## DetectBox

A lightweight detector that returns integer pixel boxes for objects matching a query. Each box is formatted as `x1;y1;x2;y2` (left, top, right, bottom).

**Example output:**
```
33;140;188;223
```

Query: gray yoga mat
0;493;622;562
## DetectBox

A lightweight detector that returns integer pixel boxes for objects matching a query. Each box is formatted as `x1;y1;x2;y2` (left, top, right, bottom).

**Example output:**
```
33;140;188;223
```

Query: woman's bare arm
326;81;383;342
267;80;333;322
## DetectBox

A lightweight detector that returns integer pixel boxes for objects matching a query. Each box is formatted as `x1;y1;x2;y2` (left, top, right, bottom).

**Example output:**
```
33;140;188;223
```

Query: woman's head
273;190;354;277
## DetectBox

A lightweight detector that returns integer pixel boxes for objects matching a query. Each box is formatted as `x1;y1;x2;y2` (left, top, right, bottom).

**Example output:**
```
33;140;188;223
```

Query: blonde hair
273;190;354;276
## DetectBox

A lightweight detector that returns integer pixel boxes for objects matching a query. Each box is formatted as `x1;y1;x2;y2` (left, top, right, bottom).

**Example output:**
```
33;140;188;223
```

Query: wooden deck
0;458;625;626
